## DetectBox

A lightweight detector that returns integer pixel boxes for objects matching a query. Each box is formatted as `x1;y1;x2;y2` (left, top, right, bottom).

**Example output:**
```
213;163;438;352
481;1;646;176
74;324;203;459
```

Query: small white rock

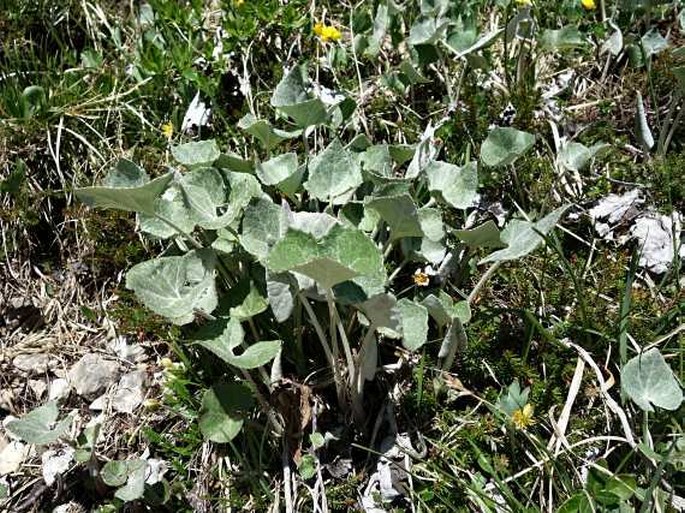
13;353;50;374
29;380;47;399
41;446;75;486
68;354;119;398
111;371;146;414
88;395;108;411
48;379;71;402
0;441;29;475
145;458;168;485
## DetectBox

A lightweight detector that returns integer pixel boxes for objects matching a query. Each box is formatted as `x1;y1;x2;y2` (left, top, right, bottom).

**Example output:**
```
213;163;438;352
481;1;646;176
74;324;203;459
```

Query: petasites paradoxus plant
75;63;568;442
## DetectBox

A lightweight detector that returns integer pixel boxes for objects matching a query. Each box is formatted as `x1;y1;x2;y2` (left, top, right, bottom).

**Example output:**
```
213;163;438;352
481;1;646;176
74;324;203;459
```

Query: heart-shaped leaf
171;140;220;168
621;348;683;412
557;142;609;172
305;140;363;204
479;206;568;264
75;159;173;215
196;317;282;369
396;299;429;351
366;194;424;240
424;160;479;209
238;113;299;150
199;382;254;443
454;220;505;249
125;249;217;325
539;26;587;50
179;167;234;229
256;153;304;195
271;66;328;127
240;198;286;260
266;224;385;290
139;183;195;238
229;284;269;321
480;127;536;168
5;402;71;445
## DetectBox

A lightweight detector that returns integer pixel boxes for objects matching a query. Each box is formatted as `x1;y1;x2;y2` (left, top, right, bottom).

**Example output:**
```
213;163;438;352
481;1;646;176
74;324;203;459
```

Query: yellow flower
234;0;244;5
511;403;535;429
413;271;430;287
581;0;596;9
161;121;174;140
515;0;532;6
314;22;342;43
413;266;435;287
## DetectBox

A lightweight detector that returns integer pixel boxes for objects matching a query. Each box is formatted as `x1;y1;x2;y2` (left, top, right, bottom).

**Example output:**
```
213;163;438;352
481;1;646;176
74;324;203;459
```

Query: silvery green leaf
229;340;282;369
180;167;234;229
641;29;668;58
359;144;394;177
271;66;328;127
257;153;303;195
421;293;452;327
358;332;378;385
621;348;683;412
397;299;429;351
481;127;536;167
75;159;173;215
406;122;441;178
419;208;444;241
454;220;505;249
366;194;424;240
238;113;298;150
280;98;329;128
359;293;400;331
139;183;195;238
212;228;238;254
479;206;569;264
539;26;587;51
125;249;217;325
422;291;471;327
635;92;654;150
424;160;478;209
114;463;146;502
289;211;338;239
557;142;609;172
365;3;389;57
267;272;295;323
305;139;363;204
199;382;253;443
101;459;146;488
240;198;285;260
5;402;71;445
171;140;220;168
226;171;262;213
271;65;310;106
266;225;385;290
215;152;254;174
408;17;450;46
195;317;281;369
601;28;623;56
388;144;416;166
399;61;430;85
438;318;467;370
450;28;503;59
229;284;269;321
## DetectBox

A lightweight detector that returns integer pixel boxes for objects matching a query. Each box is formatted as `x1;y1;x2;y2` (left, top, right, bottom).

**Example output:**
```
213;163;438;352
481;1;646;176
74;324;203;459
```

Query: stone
111;371;146;414
68;354;119;398
13;353;49;374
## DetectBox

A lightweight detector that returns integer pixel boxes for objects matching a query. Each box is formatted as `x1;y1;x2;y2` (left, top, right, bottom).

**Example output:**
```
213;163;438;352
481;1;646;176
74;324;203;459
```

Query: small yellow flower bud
581;0;596;10
161;122;173;140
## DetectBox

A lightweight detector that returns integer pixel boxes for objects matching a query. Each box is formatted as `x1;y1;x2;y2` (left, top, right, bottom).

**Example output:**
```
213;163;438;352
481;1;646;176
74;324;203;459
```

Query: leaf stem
468;261;502;304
